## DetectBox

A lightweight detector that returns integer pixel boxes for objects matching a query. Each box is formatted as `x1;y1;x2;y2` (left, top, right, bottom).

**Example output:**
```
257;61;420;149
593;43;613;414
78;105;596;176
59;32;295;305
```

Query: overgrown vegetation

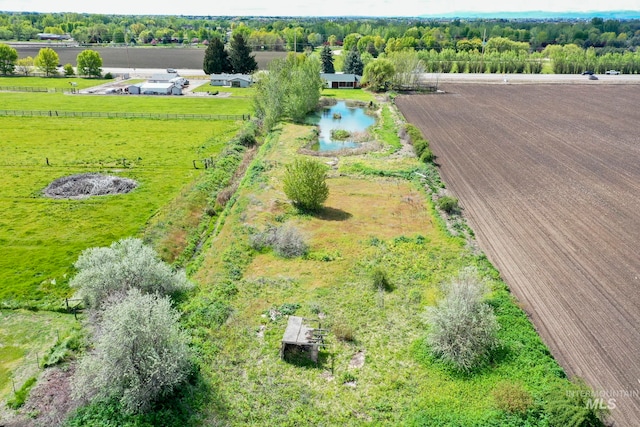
69;237;193;309
437;195;461;214
6;376;36;409
404;123;434;163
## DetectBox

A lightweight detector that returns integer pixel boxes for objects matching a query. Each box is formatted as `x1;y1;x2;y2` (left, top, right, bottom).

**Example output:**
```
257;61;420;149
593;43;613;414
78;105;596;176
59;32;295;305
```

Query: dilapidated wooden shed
280;316;326;363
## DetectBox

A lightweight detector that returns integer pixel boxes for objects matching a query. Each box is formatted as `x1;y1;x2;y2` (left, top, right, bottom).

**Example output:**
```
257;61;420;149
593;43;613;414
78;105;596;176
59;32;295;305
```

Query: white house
320;73;362;89
210;73;253;88
127;82;182;95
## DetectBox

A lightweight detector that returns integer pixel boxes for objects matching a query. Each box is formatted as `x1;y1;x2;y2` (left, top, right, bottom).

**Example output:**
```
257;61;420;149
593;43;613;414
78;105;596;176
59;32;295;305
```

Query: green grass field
0;115;240;309
0;92;252;116
0;76;113;90
0;310;77;398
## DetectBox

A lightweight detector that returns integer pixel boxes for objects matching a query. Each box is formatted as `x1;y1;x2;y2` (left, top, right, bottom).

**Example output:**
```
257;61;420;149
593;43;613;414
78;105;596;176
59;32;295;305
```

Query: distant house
127;82;182;95
320;73;361;89
210;73;253;88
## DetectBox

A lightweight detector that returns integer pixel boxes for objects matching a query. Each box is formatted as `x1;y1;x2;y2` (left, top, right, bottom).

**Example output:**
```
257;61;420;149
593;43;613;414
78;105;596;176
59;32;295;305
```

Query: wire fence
0;109;249;120
0;86;76;93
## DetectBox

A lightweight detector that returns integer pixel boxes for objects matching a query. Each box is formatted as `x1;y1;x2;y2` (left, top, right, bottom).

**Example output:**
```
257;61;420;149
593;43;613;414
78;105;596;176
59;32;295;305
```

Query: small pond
305;101;376;152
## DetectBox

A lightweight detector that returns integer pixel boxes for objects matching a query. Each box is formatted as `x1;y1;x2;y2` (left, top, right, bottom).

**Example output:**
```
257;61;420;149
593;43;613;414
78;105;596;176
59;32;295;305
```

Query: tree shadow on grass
316;206;352;221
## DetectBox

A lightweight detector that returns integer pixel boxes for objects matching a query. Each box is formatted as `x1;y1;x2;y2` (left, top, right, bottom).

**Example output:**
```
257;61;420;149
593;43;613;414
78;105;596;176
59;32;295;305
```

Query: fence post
46;157;50;166
192;160;198;169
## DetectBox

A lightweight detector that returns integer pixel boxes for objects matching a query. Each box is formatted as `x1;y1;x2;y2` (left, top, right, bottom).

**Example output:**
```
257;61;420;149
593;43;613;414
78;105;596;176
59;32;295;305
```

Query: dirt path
396;84;640;426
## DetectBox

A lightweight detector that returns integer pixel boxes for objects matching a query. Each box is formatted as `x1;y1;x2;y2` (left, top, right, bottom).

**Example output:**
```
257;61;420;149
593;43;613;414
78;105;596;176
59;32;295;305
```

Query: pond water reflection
305;101;375;152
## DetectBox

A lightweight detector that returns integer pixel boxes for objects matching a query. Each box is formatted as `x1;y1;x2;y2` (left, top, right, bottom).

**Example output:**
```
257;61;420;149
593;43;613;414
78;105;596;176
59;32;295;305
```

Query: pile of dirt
43;173;137;199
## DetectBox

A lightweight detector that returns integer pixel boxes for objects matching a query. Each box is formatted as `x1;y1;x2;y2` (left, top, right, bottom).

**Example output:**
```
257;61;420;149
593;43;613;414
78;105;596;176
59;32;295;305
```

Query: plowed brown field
397;84;640;426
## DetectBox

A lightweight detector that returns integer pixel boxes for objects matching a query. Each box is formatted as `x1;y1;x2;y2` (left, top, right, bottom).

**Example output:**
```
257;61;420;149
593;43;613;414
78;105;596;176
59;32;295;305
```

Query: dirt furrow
396;85;640;426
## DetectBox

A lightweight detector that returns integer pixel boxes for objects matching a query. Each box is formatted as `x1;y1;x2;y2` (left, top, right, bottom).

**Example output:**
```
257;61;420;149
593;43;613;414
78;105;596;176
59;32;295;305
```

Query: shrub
6;377;37;409
330;129;351;140
72;289;192;414
425;267;500;372
437;195;460;215
103;71;113;79
271;223;308;258
250;223;308;258
372;267;392;292
69;238;193;309
236;120;259;147
545;378;608;427
492;381;534;415
282;158;329;213
419;148;434;163
63;63;74;76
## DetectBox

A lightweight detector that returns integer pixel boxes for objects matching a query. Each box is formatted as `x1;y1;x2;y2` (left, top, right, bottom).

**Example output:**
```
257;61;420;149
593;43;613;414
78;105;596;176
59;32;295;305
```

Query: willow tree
254;53;323;130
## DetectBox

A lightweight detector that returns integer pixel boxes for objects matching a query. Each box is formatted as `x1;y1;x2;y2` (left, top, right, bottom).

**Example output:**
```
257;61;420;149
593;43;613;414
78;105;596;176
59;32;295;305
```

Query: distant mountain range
420;10;640;20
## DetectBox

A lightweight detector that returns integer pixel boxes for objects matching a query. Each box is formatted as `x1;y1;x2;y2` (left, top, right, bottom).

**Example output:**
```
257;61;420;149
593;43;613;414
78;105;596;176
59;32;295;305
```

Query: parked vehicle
588;75;598;80
581;70;594;75
605;70;620;75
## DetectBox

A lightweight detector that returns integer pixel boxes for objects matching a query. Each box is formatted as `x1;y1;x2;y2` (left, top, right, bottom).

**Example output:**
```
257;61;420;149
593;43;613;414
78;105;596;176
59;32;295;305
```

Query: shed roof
282;316;316;345
321;73;361;82
140;82;176;90
210;73;253;82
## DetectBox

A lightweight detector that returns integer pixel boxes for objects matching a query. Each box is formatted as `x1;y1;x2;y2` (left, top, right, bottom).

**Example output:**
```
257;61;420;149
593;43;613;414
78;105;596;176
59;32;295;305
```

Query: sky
0;0;638;17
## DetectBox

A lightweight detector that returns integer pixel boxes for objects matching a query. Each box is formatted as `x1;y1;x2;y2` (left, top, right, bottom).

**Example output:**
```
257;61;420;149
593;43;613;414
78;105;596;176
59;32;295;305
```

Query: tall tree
254;54;323;130
320;45;335;73
34;47;59;77
362;58;395;92
343;47;364;75
76;49;102;78
203;37;231;74
0;43;18;75
228;33;257;74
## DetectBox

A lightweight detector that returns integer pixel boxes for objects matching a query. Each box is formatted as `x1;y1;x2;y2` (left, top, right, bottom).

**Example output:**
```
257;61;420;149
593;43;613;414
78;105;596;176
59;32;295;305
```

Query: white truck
605;70;620;75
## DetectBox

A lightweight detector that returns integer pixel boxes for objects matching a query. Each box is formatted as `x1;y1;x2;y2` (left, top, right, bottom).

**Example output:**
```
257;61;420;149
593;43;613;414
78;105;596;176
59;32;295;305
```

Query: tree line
0;43;104;77
1;12;639;54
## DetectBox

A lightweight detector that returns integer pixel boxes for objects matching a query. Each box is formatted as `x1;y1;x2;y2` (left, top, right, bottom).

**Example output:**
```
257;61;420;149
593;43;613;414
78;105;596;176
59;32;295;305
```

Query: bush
236;120;259;147
437;195;460;215
103;72;113;79
372;267;393;292
69;238;193;309
492;381;533;415
282;158;329;213
426;267;500;372
63;63;74;76
545;378;608;427
72;289;192;414
6;377;37;409
330;129;351;140
271;223;308;258
250;223;308;258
